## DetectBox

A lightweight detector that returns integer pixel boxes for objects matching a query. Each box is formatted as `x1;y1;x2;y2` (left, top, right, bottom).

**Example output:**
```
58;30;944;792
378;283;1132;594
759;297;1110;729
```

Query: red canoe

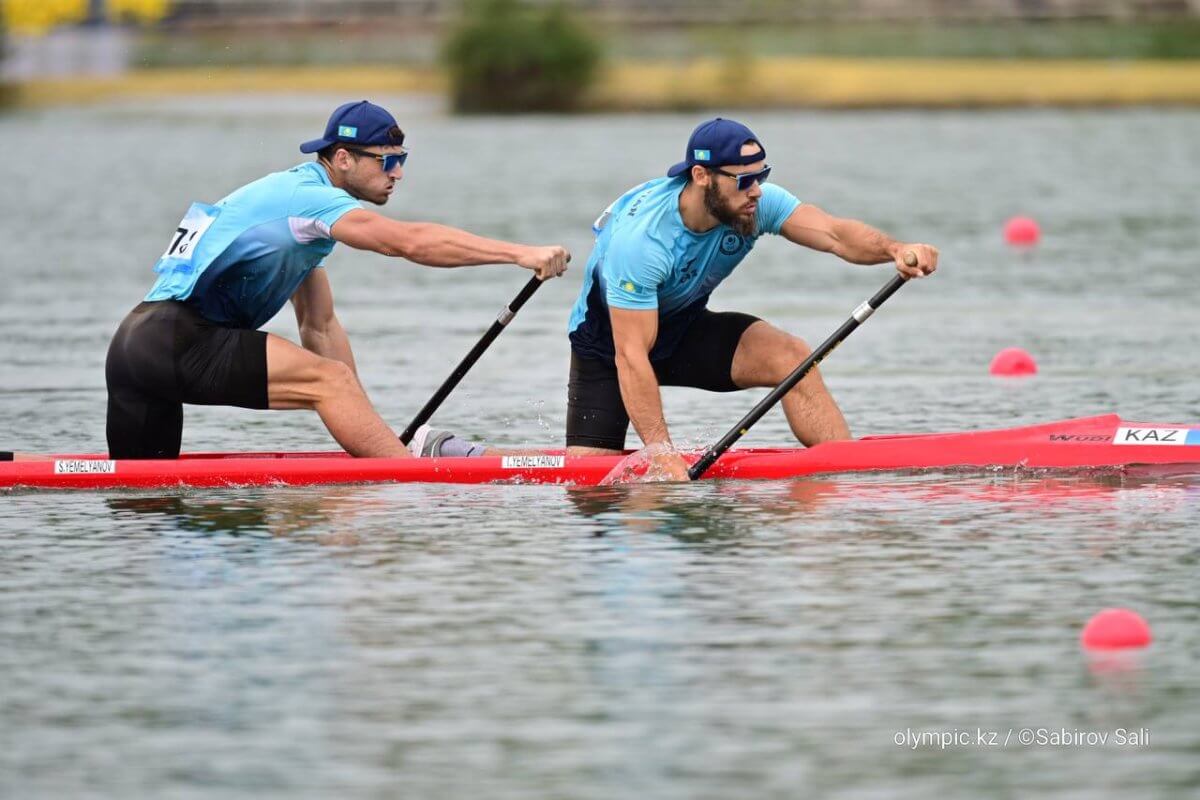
3;414;1199;491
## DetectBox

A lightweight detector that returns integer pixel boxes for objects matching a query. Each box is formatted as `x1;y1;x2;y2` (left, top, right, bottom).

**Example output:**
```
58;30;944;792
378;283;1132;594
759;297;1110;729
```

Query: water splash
599;442;691;486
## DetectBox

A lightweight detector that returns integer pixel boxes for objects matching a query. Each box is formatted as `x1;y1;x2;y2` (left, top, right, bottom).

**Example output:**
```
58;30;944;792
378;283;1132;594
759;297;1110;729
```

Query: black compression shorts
566;309;760;450
105;301;269;459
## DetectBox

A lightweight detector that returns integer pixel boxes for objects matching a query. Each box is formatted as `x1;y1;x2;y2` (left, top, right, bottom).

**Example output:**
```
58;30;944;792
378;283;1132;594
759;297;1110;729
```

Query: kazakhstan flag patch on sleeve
610;278;654;303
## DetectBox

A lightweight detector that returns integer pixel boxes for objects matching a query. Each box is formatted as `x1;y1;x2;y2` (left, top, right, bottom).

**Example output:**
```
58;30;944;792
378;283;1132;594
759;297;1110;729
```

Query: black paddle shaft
399;276;543;445
688;273;909;480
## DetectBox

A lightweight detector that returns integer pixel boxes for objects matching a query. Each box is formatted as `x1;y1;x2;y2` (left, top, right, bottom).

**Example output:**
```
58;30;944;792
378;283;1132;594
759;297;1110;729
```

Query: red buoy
1081;608;1152;650
1004;216;1041;246
989;347;1038;376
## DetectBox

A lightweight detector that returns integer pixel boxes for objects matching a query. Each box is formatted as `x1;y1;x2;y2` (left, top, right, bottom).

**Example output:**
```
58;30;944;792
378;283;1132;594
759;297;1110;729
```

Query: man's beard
704;180;756;237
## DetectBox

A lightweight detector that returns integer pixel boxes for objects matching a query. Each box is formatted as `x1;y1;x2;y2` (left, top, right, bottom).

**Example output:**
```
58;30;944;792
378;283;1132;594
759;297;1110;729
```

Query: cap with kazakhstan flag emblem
666;117;766;178
300;100;406;153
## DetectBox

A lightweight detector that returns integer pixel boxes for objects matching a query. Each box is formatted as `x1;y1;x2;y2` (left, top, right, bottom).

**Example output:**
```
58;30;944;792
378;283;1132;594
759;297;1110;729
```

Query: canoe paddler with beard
559;117;937;479
103;100;569;460
421;118;939;474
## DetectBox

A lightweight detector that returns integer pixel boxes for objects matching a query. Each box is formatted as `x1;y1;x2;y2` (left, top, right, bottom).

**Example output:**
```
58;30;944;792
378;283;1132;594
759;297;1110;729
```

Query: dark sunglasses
345;147;408;172
709;164;771;191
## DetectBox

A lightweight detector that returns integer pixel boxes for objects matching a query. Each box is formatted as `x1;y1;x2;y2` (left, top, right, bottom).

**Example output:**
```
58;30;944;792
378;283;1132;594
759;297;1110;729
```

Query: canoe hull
3;414;1199;491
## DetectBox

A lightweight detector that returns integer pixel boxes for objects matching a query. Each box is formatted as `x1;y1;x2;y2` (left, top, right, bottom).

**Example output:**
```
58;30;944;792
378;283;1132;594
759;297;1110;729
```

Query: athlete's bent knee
775;336;812;376
314;359;359;400
788;336;812;359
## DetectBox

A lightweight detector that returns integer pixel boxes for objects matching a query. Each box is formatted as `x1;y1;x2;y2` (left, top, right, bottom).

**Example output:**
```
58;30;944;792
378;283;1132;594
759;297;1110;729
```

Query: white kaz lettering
54;460;117;475
501;455;565;469
1113;427;1189;446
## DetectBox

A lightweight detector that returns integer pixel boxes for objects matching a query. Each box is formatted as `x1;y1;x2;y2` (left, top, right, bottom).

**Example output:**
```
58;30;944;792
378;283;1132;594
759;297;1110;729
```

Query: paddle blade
599;444;691;485
598;452;652;485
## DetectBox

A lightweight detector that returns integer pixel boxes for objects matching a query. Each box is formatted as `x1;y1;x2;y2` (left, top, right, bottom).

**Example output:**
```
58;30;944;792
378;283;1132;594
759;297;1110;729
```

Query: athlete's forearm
614;352;672;447
334;212;566;278
392;222;522;267
829;217;902;265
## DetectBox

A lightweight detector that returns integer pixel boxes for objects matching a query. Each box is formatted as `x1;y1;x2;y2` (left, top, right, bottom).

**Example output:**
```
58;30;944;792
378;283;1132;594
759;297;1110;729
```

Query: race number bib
158;202;219;265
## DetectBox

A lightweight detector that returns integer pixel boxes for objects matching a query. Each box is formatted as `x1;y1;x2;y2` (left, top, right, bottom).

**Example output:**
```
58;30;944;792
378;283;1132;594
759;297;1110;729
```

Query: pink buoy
1004;216;1041;246
1081;608;1152;650
989;347;1038;376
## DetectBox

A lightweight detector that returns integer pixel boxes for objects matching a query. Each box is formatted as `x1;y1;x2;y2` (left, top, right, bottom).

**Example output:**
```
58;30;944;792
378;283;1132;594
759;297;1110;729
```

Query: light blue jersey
144;162;362;330
568;176;800;362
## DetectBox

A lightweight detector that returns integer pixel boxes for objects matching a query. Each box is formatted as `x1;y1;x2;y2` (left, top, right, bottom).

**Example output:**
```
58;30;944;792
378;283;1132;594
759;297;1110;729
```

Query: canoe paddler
104;100;569;460
561;117;938;479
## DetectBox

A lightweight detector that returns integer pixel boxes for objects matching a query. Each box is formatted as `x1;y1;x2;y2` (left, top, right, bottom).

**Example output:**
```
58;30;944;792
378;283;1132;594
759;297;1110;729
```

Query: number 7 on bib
158;202;219;266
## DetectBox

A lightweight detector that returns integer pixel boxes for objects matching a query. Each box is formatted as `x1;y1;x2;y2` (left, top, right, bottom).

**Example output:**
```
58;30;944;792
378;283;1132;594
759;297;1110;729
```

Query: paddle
687;257;916;481
399;275;544;445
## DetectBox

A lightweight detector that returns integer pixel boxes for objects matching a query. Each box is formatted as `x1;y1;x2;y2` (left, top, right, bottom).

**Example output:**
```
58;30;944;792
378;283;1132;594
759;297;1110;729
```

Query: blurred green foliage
131;19;1200;71
639;20;1200;61
442;0;602;113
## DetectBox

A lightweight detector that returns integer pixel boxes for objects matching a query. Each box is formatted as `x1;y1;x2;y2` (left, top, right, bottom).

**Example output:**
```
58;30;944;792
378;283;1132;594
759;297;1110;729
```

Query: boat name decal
54;459;117;474
1048;434;1109;442
1113;427;1200;446
501;455;566;469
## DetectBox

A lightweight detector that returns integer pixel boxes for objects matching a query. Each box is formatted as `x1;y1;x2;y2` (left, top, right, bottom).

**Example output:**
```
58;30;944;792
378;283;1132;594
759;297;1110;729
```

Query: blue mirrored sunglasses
346;147;408;172
710;164;771;191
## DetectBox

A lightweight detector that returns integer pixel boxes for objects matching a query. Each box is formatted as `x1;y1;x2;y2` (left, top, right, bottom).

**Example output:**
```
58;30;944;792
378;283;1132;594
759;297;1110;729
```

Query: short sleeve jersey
144;162;362;330
567;176;800;362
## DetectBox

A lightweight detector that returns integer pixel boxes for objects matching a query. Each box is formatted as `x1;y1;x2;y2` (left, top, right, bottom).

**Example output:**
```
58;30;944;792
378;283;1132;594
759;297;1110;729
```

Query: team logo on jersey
338;125;358;138
720;233;745;255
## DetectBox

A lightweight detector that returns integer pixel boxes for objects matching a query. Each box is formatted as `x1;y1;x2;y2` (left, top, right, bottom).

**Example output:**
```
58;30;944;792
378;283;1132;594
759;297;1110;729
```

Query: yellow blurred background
3;0;1200;109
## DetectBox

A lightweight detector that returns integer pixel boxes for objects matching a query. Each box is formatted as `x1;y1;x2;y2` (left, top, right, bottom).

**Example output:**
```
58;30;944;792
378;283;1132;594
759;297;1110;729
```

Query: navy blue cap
300;100;405;154
667;118;766;178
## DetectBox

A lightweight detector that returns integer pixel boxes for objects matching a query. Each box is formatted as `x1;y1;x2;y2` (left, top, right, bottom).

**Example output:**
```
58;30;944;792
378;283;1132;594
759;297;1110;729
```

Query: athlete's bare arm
610;307;670;447
291;269;359;380
329;209;569;280
609;307;691;480
780;204;938;277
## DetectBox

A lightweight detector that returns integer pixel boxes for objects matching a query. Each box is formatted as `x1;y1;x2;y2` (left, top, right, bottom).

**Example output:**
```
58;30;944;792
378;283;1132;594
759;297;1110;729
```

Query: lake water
1;98;1198;798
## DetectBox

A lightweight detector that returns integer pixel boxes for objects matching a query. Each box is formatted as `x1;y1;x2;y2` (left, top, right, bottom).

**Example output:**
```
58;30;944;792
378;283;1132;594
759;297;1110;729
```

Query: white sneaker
408;424;457;457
